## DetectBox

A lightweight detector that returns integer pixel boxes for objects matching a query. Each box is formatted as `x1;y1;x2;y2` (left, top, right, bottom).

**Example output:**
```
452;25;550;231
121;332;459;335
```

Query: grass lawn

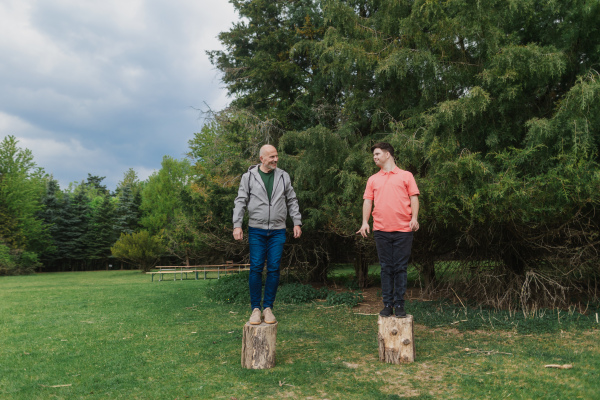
0;271;598;399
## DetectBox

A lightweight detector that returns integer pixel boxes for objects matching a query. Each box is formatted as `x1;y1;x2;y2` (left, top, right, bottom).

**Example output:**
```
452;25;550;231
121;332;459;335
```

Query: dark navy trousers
374;231;414;307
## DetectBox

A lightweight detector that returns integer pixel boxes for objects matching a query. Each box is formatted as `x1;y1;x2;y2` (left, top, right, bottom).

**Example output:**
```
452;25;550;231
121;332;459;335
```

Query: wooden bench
147;264;250;281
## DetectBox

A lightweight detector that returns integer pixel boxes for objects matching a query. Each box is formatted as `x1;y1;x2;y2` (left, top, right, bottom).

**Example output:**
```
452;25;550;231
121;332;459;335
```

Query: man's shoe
395;305;407;318
379;306;393;317
249;308;262;325
263;307;277;324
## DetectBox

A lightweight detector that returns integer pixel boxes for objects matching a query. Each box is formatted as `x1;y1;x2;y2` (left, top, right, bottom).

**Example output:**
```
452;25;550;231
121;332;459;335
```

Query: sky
0;0;239;190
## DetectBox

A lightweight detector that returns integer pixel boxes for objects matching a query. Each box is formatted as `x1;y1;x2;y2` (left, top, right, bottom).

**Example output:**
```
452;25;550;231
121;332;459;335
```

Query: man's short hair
371;142;395;158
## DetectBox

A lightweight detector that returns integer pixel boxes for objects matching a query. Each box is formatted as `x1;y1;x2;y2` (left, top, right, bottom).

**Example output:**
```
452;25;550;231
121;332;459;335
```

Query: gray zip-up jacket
233;165;302;230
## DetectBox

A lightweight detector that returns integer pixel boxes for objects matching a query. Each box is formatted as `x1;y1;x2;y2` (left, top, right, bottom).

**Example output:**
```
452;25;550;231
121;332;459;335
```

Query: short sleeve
406;172;420;196
363;176;374;200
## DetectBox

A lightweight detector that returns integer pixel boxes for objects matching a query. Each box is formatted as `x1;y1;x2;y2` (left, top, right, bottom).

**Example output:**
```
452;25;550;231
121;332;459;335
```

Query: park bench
147;263;250;281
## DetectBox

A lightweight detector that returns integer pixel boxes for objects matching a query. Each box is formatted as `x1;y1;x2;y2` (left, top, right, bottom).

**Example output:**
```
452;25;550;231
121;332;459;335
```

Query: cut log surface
241;321;278;369
377;315;415;364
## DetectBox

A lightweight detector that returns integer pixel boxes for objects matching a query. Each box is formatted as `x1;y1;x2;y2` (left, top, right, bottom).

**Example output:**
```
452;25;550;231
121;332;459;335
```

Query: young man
357;142;420;318
233;144;302;325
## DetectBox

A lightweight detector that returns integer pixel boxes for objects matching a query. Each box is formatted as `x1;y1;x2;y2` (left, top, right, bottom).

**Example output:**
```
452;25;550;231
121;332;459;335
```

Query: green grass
1;271;599;399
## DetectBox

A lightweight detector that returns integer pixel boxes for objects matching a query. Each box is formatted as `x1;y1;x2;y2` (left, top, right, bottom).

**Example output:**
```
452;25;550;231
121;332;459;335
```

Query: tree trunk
241;322;278;369
502;250;526;275
377;315;415;364
354;244;369;289
419;256;436;290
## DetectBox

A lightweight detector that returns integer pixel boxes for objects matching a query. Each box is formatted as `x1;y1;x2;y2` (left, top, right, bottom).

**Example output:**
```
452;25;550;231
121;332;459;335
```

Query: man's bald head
260;144;277;157
259;144;279;172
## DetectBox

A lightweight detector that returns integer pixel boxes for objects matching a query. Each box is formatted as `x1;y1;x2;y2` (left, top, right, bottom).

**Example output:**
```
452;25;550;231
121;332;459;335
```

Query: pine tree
64;190;91;269
87;195;117;263
38;179;62;266
113;185;140;236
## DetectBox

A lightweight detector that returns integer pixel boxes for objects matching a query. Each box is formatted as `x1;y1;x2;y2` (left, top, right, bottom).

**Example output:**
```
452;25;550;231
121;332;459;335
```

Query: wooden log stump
377;315;415;364
241;321;278;369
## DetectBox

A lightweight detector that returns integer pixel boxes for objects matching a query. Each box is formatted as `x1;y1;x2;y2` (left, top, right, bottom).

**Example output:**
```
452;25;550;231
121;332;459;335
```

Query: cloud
0;0;237;190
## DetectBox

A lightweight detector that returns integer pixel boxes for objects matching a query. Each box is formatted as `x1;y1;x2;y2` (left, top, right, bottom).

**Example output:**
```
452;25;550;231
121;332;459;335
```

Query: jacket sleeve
233;172;250;228
284;172;302;226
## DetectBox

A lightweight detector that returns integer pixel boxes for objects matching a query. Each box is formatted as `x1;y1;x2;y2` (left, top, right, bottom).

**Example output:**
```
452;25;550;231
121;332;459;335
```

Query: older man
357;142;420;318
233;144;302;325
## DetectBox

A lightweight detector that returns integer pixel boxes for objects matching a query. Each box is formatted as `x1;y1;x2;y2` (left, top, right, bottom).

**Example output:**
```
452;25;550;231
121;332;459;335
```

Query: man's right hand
356;222;370;238
233;227;243;241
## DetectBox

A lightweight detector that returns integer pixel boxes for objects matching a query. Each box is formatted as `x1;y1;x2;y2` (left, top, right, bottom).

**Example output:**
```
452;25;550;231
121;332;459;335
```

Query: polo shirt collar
378;166;400;175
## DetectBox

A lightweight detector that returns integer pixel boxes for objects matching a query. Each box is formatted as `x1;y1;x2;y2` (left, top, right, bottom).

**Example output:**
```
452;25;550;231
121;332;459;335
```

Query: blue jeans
374;231;413;308
248;227;287;310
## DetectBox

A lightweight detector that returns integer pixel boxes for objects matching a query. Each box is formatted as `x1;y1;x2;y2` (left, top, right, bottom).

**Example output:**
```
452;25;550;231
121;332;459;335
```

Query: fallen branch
544;364;573;369
40;384;72;388
464;348;512;356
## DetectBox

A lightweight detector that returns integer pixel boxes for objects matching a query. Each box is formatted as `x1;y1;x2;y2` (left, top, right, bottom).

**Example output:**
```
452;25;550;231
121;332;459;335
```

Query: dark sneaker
379;306;393;317
395;305;407;318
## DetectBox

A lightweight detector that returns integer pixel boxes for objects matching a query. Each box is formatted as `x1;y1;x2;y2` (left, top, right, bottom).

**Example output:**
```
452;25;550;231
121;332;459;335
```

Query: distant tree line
2;0;599;309
0;135;191;274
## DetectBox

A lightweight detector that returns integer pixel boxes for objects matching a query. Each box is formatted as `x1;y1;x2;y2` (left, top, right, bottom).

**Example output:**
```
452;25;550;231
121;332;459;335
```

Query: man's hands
233;227;243;241
233;226;302;240
356;222;370;238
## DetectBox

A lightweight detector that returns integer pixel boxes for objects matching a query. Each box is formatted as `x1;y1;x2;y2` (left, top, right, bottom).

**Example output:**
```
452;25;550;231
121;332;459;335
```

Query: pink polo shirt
363;167;420;232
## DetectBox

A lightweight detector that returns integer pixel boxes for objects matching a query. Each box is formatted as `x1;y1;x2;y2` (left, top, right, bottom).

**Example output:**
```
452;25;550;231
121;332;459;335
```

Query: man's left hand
293;225;302;238
410;219;419;232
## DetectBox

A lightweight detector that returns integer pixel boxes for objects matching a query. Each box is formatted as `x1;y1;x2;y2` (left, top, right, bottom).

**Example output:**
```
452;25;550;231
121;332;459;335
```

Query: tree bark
354;243;370;289
241;322;278;369
419;256;436;289
377;315;415;364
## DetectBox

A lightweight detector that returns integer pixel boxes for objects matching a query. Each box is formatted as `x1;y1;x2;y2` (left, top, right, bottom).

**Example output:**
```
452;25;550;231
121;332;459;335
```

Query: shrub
110;231;163;272
206;271;250;305
0;243;39;275
13;250;40;274
206;272;332;305
0;243;15;275
325;291;364;307
277;283;330;304
330;272;380;289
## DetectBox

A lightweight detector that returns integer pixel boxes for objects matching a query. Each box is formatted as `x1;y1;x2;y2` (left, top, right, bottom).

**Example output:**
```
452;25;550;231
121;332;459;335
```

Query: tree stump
377;315;415;364
241;321;278;369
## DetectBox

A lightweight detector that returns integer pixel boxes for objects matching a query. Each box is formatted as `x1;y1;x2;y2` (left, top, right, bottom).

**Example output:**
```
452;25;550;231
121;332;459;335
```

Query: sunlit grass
0;271;598;399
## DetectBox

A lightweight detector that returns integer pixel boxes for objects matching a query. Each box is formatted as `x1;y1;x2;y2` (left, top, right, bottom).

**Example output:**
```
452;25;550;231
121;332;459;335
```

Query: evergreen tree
202;0;600;302
87;195;117;263
38;178;62;266
84;174;109;197
207;0;327;131
50;193;79;269
113;185;140;235
57;190;91;270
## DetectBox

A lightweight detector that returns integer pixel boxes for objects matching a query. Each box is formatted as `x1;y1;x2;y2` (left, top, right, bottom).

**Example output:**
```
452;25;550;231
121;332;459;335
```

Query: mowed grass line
0;271;598;399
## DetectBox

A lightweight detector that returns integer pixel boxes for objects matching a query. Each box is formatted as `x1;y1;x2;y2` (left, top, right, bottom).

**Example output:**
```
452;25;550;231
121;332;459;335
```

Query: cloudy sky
0;0;239;190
